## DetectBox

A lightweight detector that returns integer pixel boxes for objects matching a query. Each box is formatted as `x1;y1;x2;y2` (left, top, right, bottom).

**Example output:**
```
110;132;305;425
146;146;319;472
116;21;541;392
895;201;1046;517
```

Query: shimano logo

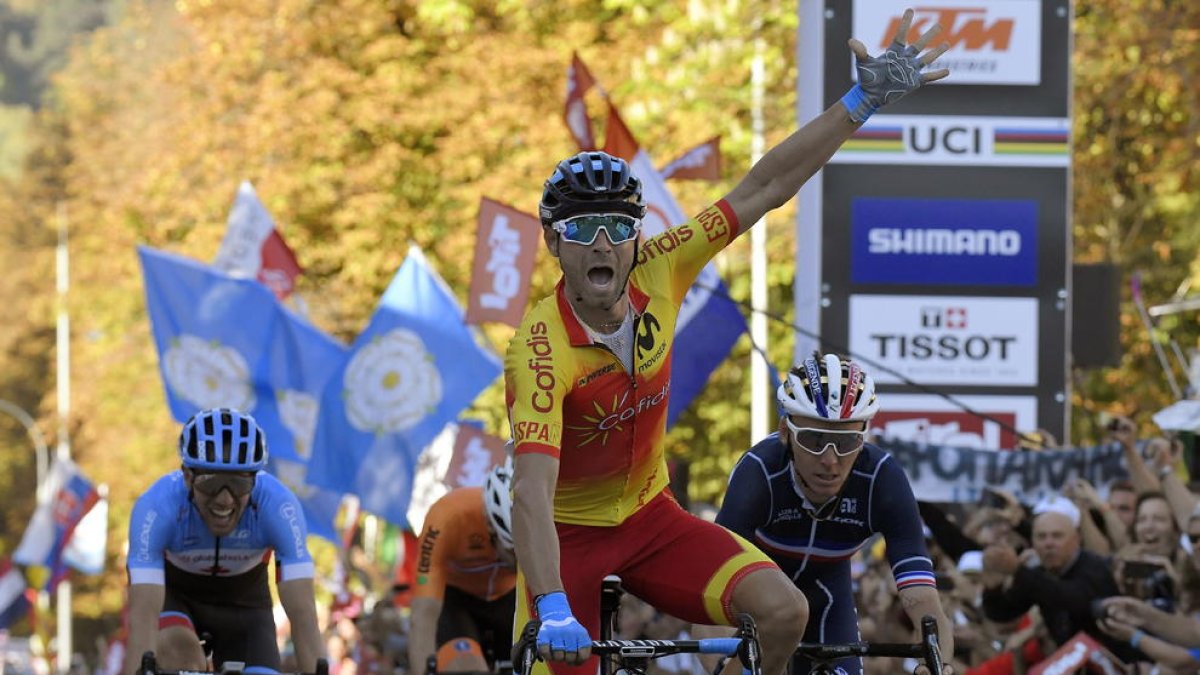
868;228;1021;256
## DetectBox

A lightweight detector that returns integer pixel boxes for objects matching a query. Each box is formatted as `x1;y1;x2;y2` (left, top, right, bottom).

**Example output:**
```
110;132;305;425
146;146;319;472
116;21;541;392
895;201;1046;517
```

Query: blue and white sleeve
258;476;315;582
872;456;936;591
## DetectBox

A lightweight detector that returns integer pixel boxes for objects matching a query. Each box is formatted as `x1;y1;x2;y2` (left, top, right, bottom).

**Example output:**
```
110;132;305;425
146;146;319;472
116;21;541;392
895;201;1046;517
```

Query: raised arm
723;8;949;233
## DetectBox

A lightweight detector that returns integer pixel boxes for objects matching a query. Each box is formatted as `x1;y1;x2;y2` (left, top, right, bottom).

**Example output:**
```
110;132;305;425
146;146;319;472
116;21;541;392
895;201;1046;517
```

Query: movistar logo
868;228;1021;256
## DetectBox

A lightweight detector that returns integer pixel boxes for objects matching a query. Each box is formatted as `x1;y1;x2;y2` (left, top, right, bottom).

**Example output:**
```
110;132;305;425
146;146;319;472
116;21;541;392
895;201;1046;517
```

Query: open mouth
587;266;615;287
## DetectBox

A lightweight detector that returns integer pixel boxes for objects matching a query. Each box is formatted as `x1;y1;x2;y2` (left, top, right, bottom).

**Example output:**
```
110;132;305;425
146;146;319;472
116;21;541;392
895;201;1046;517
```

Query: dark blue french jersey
719;434;935;673
717;433;935;591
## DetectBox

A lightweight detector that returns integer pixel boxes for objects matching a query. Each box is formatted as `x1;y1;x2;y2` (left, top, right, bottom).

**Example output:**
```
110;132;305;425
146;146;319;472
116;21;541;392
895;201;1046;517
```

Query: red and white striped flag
564;52;598;151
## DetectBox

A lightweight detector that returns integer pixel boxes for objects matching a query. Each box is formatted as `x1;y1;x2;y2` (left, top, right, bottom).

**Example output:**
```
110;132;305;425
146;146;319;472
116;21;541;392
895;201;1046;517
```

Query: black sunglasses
190;470;256;497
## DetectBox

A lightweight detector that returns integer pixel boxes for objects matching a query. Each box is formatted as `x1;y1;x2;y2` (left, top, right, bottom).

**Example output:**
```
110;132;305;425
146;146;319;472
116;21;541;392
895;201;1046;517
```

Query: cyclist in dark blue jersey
716;354;954;675
124;408;324;675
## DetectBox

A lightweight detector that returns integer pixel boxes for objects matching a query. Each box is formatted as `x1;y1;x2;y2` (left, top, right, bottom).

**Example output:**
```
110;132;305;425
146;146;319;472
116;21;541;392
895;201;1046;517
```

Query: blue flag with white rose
139;246;347;541
308;246;502;527
140;246;280;421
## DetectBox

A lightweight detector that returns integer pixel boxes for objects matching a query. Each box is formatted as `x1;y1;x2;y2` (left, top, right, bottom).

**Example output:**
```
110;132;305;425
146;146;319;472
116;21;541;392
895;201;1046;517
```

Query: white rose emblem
277;390;319;459
163;334;255;410
343;328;442;433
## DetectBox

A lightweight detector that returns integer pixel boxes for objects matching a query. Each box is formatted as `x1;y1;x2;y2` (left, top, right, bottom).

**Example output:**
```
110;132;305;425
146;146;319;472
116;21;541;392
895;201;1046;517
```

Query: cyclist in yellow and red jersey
505;10;950;675
409;461;517;675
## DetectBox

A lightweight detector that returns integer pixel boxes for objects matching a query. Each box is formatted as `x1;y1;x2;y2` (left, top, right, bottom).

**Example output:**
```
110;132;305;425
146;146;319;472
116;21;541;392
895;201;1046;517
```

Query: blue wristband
536;591;571;620
1130;629;1146;649
840;84;877;123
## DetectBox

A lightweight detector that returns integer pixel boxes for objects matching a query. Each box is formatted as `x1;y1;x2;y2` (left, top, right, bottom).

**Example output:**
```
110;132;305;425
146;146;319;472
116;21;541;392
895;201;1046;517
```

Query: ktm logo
884;8;1014;51
636;312;661;361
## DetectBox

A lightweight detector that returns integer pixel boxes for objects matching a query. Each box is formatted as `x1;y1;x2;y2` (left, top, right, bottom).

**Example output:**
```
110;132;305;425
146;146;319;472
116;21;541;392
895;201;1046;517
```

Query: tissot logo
849;295;1038;386
921;307;967;330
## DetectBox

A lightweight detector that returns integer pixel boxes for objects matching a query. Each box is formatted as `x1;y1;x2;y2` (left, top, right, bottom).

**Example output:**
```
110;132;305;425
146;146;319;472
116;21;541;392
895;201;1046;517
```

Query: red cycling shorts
514;490;777;675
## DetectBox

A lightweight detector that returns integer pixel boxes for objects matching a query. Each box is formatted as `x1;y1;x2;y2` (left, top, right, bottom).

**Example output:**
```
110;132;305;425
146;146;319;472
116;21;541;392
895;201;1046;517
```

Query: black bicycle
792;615;944;675
512;617;761;675
138;651;330;675
595;576;943;675
513;575;761;675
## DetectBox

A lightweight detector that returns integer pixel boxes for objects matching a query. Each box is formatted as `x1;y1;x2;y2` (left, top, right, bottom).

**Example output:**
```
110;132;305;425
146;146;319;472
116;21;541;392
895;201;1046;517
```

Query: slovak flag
13;457;100;591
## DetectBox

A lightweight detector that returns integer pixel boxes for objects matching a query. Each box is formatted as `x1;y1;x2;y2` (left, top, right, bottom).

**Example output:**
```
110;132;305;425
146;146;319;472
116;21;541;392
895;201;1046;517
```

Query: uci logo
636;312;661;361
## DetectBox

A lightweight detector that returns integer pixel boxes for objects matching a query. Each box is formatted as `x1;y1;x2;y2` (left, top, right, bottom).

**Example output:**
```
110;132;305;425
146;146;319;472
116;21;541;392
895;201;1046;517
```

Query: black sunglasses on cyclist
785;418;866;457
551;214;642;246
190;470;256;498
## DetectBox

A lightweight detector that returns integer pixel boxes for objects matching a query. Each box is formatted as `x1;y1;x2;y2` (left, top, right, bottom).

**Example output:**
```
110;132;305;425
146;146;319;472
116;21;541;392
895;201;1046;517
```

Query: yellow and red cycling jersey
413;487;516;602
505;201;739;526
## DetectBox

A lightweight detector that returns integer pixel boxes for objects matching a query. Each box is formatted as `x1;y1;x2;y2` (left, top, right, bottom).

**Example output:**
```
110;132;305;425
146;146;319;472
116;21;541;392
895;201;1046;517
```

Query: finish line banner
877;439;1127;504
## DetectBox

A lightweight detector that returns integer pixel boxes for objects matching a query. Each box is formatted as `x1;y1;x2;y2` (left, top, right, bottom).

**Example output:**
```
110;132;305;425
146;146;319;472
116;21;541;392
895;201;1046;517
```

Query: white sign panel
872;393;1037;450
852;0;1042;86
831;115;1069;167
850;295;1039;386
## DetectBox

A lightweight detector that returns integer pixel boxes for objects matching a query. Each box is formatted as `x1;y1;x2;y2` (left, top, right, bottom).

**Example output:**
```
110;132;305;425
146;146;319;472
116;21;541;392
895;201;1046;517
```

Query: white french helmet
482;451;514;552
777;353;879;423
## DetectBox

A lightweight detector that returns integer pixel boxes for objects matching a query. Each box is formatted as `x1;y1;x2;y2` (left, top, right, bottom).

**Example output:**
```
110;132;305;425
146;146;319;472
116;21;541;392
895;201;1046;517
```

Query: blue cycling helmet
179;408;268;472
539;151;647;227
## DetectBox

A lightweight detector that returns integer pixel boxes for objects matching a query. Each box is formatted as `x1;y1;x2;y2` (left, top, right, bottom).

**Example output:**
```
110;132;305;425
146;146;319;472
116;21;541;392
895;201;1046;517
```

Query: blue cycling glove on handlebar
536;592;591;654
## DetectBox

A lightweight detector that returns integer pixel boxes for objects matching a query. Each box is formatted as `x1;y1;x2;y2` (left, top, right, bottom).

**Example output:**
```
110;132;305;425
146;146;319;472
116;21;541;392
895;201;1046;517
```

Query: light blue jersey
127;471;314;588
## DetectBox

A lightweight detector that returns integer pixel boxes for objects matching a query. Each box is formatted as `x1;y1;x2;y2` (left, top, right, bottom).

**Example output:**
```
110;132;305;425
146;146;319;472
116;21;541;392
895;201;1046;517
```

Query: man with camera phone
979;496;1139;663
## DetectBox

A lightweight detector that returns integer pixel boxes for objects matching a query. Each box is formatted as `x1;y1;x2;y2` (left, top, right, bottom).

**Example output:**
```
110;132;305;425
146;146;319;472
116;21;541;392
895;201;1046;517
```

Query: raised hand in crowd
1063;477;1128;554
1096;596;1200;669
1105;415;1137;448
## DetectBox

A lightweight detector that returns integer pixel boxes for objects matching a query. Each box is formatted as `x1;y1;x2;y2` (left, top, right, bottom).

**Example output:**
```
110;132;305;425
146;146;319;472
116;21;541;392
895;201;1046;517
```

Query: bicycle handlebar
514;615;762;675
794;616;943;674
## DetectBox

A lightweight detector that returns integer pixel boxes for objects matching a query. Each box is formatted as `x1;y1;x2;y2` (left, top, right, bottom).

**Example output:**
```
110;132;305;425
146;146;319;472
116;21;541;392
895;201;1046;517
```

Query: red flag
1028;632;1121;674
564;52;598;151
258;229;303;299
602;101;640;161
464;198;541;327
445;426;507;489
659;137;722;181
213;181;304;300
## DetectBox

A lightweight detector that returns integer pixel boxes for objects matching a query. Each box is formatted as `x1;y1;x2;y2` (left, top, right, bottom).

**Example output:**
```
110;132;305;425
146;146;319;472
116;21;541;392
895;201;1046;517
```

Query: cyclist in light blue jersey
124;408;324;675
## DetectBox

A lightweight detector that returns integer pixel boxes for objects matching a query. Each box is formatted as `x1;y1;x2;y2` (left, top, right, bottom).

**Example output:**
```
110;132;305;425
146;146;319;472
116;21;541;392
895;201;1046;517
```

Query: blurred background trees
0;0;1196;650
